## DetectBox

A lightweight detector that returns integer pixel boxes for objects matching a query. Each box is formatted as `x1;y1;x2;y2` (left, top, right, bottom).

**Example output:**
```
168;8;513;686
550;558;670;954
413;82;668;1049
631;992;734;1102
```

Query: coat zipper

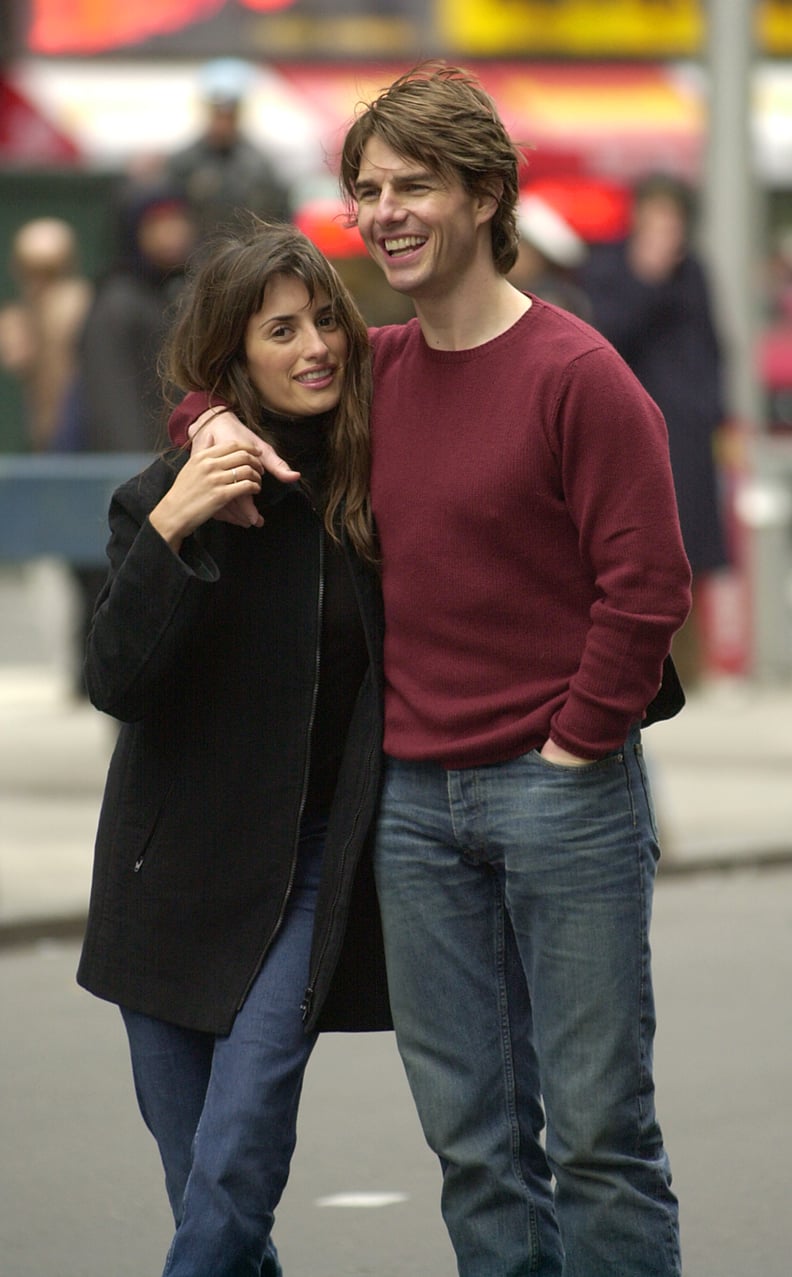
299;739;376;1024
236;525;325;1013
300;538;379;1025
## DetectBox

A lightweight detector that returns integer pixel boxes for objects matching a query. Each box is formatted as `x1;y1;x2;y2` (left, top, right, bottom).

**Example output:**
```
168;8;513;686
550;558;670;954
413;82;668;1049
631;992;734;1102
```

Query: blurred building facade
2;0;792;674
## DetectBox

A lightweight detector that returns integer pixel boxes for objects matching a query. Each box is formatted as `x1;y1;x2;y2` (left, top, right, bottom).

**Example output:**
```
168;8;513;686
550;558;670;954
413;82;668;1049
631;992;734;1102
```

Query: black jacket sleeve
84;460;219;721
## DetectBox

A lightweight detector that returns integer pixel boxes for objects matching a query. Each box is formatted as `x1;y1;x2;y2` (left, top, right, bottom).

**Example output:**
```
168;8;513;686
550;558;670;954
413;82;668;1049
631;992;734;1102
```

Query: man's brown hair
339;62;525;276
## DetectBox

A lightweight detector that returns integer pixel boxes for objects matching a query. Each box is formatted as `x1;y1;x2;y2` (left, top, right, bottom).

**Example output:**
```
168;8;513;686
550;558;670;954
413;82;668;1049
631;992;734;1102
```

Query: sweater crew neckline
415;303;538;362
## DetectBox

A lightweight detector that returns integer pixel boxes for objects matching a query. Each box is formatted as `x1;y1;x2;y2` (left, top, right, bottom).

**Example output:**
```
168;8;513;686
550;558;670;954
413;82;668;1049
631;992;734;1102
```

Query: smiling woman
75;216;388;1276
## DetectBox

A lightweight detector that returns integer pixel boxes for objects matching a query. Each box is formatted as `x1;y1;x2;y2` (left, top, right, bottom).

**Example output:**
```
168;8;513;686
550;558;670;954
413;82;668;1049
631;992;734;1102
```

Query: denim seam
635;836;681;1274
620;749;638;829
635;839;651;1145
624;747;651;1156
495;883;542;1271
634;741;661;847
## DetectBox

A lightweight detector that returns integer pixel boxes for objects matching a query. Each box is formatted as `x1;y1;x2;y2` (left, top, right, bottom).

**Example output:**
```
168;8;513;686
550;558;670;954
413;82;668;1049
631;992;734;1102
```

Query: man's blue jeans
374;730;681;1277
120;821;324;1277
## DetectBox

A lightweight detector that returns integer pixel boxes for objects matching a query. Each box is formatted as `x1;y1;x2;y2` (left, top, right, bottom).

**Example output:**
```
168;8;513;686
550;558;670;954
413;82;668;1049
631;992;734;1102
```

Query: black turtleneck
263;409;370;818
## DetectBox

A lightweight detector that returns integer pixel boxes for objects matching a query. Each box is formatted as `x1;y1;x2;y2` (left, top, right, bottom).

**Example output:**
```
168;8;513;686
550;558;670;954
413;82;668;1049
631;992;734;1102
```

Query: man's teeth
385;236;425;256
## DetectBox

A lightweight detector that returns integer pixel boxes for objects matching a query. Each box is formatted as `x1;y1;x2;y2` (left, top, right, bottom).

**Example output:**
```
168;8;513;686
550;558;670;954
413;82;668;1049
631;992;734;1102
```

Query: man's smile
383;235;428;257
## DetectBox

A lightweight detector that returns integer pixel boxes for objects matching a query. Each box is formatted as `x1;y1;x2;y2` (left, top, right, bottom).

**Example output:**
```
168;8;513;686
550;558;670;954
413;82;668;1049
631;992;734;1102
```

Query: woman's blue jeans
374;730;681;1277
120;821;324;1277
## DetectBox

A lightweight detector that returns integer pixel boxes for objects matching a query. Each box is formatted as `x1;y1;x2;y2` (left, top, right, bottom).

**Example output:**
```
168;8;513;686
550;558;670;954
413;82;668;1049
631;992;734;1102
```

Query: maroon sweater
170;299;691;766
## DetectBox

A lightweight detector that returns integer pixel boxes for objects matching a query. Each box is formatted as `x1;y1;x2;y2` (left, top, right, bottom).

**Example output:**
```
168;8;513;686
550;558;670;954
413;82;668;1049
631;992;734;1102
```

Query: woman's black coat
77;452;391;1036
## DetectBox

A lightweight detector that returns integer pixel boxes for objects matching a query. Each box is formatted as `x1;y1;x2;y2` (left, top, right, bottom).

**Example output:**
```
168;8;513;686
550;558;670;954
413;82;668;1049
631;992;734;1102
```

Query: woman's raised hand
189;408;300;528
149;442;265;552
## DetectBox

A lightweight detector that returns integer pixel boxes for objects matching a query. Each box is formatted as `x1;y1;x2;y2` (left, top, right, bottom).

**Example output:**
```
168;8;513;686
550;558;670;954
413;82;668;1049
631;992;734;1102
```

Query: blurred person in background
0;217;92;451
583;172;729;688
167;58;292;242
508;192;592;320
76;177;196;453
66;177;197;697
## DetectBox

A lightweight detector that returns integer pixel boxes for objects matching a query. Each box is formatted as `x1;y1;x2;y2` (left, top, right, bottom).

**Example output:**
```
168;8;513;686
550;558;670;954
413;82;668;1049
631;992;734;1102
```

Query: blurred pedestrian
0;217;92;451
77;177;196;452
583;172;729;687
77;219;389;1277
508;192;592;319
167;58;292;242
67;177;197;697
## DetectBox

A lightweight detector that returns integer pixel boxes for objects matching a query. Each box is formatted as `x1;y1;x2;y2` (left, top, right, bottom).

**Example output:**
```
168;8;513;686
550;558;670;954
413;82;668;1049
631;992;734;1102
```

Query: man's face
633;195;687;255
206;102;240;148
352;137;494;302
137;206;196;272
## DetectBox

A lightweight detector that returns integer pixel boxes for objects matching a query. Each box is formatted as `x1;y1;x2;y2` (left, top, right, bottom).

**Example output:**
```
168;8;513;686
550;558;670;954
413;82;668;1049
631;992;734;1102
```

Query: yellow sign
762;0;792;53
438;1;792;57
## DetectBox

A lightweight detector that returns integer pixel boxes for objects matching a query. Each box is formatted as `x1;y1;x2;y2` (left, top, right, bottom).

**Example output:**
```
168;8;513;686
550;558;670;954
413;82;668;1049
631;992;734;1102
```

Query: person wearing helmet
167;59;292;242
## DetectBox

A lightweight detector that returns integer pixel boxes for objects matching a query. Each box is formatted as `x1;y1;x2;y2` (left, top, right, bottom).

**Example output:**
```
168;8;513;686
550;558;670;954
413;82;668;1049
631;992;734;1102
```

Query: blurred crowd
2;56;791;694
0;59;414;454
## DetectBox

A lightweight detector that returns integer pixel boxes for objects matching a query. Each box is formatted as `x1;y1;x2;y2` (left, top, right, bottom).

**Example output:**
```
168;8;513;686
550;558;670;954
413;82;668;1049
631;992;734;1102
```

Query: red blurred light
520;176;632;242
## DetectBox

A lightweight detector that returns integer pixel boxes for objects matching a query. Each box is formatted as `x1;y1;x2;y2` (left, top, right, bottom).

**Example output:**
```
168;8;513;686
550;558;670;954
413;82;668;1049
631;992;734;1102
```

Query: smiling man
170;63;690;1277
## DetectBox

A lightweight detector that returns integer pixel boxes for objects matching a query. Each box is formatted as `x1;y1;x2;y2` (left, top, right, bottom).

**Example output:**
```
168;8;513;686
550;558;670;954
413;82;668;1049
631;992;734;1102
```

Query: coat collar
256;408;332;513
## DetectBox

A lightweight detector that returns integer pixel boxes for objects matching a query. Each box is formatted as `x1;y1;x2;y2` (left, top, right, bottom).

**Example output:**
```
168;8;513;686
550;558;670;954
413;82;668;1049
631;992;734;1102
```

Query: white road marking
315;1191;409;1208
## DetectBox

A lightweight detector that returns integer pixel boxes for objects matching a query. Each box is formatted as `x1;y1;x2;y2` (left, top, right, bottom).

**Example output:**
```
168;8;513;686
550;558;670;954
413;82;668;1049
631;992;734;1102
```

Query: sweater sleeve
168;389;219;446
547;345;692;757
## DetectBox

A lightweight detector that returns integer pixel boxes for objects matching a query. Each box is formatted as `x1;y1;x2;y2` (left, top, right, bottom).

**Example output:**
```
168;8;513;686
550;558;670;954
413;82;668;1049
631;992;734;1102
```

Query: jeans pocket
526;747;623;775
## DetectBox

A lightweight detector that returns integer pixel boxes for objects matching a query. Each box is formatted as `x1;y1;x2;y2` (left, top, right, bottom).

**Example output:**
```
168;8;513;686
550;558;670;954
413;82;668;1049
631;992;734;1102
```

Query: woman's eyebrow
257;311;296;325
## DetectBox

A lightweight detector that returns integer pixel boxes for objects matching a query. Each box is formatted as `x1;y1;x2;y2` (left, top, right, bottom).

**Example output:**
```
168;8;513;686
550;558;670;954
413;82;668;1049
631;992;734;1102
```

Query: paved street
2;865;791;1276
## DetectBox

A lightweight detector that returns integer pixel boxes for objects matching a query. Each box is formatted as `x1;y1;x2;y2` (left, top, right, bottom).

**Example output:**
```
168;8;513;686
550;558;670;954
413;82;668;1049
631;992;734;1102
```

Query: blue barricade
0;454;154;566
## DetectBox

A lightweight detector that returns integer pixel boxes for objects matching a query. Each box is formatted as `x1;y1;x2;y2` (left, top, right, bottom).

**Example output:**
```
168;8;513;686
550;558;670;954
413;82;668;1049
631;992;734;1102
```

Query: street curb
658;845;792;877
0;912;87;950
3;847;792;951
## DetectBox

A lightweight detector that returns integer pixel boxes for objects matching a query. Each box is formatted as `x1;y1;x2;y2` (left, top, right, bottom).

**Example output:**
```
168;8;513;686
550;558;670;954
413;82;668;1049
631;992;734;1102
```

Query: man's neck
413;275;532;352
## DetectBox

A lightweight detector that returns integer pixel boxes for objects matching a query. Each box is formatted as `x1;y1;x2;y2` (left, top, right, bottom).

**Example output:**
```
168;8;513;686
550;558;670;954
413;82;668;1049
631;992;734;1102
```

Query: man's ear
476;181;503;226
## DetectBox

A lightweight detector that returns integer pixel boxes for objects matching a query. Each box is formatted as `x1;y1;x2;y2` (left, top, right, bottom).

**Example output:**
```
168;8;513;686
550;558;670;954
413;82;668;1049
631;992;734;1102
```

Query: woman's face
244;273;347;417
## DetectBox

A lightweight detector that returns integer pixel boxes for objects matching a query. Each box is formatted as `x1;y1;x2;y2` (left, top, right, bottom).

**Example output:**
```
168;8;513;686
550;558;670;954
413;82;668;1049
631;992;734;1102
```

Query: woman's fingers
191;414;300;485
